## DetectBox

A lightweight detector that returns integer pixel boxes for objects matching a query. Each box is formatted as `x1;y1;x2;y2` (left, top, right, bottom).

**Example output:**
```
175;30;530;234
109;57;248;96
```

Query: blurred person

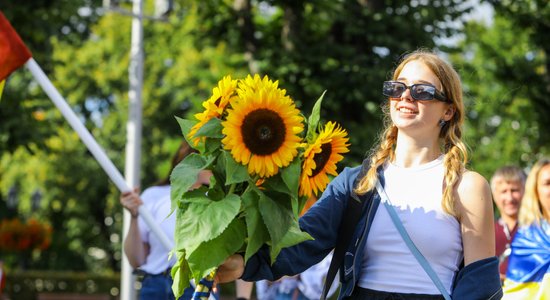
0;260;4;299
490;165;526;281
503;158;550;299
120;140;212;300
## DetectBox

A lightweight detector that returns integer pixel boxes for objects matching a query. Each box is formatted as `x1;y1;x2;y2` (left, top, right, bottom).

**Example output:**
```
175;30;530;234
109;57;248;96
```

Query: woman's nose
400;87;414;102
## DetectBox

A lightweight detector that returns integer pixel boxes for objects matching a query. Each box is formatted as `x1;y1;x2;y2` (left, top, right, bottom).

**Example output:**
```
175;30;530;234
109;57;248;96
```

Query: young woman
503;158;550;299
216;50;502;299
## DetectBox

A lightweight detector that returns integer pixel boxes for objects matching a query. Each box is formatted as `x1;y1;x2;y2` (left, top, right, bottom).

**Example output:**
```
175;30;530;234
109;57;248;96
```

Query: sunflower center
311;143;332;177
241;108;287;155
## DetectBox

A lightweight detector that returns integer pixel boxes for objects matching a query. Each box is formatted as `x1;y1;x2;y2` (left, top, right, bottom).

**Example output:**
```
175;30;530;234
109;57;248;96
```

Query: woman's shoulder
455;170;492;216
140;185;171;202
457;170;489;192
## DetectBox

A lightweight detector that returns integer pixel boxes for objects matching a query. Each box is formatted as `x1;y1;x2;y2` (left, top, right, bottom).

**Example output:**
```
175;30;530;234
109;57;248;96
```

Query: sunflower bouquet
170;74;349;298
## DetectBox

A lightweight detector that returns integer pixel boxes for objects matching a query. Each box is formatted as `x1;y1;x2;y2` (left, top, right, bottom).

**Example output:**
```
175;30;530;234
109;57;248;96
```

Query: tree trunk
233;0;259;74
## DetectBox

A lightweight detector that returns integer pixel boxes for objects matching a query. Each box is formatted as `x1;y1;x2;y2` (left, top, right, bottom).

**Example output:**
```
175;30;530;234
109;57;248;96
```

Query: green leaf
281;157;301;197
204;137;222;155
187;217;246;282
175;116;204;152
270;220;314;262
170;153;215;213
258;191;293;254
241;188;270;263
306;91;326;143
223;151;250;185
195;117;223;138
175;116;195;140
262;174;291;195
174;193;241;253
202;183;225;202
171;250;191;299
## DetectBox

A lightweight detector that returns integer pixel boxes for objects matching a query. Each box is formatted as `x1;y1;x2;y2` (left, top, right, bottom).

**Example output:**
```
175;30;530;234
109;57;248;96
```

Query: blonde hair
354;49;467;217
519;158;550;226
490;165;526;193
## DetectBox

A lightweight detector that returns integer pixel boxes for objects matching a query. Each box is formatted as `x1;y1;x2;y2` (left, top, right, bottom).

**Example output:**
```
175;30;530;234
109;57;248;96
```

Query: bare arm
456;171;495;266
120;188;150;269
235;279;254;299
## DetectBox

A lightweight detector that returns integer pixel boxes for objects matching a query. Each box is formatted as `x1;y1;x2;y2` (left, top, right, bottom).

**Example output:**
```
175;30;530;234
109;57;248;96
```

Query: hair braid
441;122;468;217
355;125;398;194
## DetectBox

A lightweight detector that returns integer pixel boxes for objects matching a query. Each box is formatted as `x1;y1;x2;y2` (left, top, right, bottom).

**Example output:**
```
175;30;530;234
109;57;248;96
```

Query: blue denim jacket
242;165;502;299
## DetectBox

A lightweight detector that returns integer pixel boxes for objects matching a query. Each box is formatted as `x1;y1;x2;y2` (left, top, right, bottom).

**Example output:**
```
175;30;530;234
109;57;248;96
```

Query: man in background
490;165;526;282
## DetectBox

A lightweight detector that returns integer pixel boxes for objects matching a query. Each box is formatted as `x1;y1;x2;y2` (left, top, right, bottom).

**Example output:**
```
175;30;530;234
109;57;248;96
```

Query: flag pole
24;58;174;252
122;0;144;298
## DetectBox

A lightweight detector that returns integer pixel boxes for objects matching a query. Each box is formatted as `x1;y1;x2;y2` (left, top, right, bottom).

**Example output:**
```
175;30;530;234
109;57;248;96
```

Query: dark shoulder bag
321;160;373;300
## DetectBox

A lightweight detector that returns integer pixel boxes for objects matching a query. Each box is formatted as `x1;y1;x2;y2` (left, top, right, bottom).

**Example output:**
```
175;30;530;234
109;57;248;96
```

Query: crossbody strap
375;180;452;300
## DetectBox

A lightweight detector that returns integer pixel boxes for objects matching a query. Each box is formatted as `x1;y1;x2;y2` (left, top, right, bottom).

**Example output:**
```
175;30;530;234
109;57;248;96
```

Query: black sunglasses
383;81;448;102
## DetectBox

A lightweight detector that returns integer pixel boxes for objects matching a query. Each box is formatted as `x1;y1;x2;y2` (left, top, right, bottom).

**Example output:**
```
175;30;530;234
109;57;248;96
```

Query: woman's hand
215;254;245;284
192;170;213;189
120;187;142;218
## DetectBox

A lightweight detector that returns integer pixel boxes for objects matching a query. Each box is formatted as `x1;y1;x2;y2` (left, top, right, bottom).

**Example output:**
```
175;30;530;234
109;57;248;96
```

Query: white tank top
137;185;176;274
358;155;463;294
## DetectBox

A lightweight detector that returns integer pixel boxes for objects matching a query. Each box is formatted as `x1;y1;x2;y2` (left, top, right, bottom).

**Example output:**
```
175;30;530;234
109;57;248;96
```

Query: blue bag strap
375;180;452;300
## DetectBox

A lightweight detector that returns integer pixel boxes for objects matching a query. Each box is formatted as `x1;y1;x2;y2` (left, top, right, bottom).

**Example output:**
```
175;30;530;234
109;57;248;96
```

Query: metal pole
121;0;144;299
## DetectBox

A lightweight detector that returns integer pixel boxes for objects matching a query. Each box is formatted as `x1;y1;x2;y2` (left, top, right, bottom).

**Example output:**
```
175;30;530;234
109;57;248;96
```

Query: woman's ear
443;105;455;121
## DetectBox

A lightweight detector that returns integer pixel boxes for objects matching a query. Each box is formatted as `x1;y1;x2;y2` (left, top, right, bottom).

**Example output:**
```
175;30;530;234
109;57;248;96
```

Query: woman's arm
456;171;496;265
217;166;361;284
120;188;150;268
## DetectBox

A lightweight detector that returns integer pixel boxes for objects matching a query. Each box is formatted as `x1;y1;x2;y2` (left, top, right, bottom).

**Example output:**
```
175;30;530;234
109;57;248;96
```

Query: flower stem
228;183;236;195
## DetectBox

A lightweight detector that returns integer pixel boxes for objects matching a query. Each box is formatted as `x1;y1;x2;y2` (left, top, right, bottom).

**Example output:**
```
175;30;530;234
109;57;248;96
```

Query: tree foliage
6;0;524;274
451;0;550;177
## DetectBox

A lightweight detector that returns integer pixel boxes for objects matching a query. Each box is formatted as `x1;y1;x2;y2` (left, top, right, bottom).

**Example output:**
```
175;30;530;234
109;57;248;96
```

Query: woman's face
536;164;550;220
389;60;452;136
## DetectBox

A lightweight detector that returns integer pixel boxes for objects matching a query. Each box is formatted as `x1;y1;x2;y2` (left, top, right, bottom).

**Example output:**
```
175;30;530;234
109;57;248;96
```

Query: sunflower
189;76;238;145
222;75;304;178
299;121;350;198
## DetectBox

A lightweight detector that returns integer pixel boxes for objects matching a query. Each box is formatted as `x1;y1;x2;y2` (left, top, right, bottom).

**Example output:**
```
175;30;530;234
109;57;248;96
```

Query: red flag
0;11;32;81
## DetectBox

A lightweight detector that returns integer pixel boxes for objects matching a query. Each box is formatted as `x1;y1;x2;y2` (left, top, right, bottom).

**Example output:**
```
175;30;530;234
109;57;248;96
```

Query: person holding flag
120;140;214;300
1;8;183;297
503;158;550;299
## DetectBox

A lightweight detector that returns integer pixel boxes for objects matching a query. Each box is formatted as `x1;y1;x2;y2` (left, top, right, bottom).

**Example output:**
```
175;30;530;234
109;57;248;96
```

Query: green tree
1;0;476;273
1;1;247;272
0;0;101;154
186;0;473;163
451;0;550;177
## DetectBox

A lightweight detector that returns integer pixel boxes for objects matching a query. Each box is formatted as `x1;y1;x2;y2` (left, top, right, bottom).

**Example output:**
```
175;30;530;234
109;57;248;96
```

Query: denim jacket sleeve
241;166;361;281
451;256;503;300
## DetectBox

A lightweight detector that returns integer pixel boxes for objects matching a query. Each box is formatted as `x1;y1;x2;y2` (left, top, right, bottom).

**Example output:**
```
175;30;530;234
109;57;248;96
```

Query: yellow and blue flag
503;222;550;299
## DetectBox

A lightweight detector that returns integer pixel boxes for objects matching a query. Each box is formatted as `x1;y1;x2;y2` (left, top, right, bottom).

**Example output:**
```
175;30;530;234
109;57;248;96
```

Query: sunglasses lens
411;84;436;100
383;82;405;98
383;82;442;101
